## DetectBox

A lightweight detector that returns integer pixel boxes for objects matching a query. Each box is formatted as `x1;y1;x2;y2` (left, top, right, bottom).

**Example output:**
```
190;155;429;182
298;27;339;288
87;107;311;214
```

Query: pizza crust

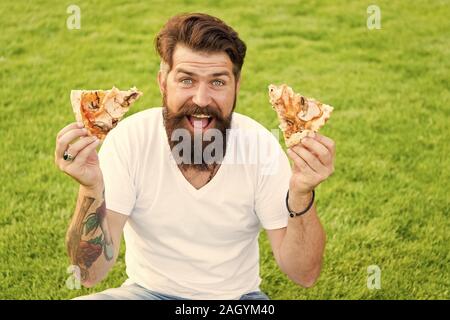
285;130;315;148
70;90;83;123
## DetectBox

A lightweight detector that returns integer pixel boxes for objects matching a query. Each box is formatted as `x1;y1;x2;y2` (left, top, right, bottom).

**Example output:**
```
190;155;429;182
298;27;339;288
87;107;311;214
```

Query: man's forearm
279;191;326;287
65;184;114;287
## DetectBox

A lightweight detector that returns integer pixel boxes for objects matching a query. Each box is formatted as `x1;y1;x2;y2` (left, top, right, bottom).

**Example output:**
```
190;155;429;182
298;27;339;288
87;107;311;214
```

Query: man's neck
179;163;220;190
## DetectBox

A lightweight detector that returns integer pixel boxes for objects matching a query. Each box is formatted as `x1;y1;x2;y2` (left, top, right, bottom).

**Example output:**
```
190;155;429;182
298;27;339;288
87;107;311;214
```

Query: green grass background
0;0;449;299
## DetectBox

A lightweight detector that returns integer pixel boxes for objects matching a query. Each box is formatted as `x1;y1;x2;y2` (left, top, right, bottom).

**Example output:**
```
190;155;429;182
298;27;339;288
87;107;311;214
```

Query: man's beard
162;93;235;172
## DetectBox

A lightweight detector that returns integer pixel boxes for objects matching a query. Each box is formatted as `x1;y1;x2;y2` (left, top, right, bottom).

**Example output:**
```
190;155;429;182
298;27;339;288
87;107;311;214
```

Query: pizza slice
268;84;333;148
70;86;142;140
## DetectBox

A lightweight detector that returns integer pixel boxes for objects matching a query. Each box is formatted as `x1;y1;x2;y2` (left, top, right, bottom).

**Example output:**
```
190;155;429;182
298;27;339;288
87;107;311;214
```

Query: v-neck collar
159;112;231;198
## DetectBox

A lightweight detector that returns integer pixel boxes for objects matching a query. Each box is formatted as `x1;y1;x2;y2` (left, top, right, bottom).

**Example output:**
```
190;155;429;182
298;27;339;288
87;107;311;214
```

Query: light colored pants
73;282;270;300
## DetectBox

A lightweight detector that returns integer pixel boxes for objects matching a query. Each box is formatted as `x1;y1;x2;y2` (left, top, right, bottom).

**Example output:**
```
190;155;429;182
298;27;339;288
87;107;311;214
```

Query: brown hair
155;13;247;79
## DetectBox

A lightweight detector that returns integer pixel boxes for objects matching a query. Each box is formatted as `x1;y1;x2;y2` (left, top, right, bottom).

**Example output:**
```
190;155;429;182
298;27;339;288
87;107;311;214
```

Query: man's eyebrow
174;68;196;76
211;71;231;78
174;68;231;78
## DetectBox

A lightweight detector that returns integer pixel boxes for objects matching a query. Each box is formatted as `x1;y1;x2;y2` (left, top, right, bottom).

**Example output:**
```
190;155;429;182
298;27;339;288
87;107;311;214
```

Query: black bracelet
286;189;315;218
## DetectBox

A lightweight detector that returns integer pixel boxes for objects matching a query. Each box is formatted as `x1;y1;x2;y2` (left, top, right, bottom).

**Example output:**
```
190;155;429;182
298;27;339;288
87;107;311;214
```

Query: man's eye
212;79;225;86
180;79;193;85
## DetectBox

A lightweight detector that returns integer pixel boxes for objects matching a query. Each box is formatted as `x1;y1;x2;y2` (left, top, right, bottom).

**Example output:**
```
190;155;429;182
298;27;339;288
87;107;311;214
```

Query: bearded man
54;13;335;300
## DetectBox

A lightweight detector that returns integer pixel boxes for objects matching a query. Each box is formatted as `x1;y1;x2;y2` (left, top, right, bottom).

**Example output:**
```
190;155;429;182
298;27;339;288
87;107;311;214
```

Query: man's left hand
286;133;336;197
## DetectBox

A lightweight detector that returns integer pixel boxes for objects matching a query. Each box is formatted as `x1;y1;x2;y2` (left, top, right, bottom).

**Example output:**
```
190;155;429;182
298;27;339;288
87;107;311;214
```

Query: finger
73;138;101;164
314;133;335;155
67;136;98;158
56;128;88;159
301;137;332;166
287;148;313;173
291;145;327;174
56;122;84;141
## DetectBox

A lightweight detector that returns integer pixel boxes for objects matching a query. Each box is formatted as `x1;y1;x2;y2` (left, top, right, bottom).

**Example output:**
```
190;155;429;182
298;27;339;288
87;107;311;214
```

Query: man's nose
192;83;212;107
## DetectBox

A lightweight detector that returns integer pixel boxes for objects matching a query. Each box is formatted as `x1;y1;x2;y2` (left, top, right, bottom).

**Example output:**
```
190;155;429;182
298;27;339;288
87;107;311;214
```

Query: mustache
164;100;224;123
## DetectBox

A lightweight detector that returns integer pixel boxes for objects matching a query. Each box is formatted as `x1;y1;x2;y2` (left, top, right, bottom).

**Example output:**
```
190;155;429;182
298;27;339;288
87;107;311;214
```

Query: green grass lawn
0;0;449;299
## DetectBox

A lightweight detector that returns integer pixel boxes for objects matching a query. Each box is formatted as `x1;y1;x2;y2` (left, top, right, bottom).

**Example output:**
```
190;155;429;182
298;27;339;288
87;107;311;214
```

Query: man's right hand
55;122;103;189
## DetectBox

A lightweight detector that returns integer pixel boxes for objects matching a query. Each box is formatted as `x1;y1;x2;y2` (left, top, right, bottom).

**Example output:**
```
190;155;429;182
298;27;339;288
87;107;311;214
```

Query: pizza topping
92;121;110;131
81;92;105;115
123;92;139;106
298;99;322;122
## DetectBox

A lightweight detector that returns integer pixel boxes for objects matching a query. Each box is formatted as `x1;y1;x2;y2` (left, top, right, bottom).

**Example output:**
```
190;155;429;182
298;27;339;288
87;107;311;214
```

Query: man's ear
157;70;166;96
158;61;170;96
235;75;241;94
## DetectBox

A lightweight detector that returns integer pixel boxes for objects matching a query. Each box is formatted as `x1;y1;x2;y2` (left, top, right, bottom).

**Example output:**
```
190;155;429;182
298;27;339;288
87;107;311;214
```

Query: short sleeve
254;134;291;230
98;127;136;216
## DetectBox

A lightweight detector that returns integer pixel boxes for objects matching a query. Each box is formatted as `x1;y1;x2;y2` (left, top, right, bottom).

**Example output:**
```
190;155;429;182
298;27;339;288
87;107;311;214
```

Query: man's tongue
189;116;209;129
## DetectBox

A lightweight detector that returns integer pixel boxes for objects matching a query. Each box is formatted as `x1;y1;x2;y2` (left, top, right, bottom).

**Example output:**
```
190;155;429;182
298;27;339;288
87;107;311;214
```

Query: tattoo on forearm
67;190;113;281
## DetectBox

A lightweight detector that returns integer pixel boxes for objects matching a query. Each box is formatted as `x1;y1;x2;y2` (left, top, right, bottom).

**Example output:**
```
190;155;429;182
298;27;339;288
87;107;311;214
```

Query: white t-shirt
98;107;291;299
